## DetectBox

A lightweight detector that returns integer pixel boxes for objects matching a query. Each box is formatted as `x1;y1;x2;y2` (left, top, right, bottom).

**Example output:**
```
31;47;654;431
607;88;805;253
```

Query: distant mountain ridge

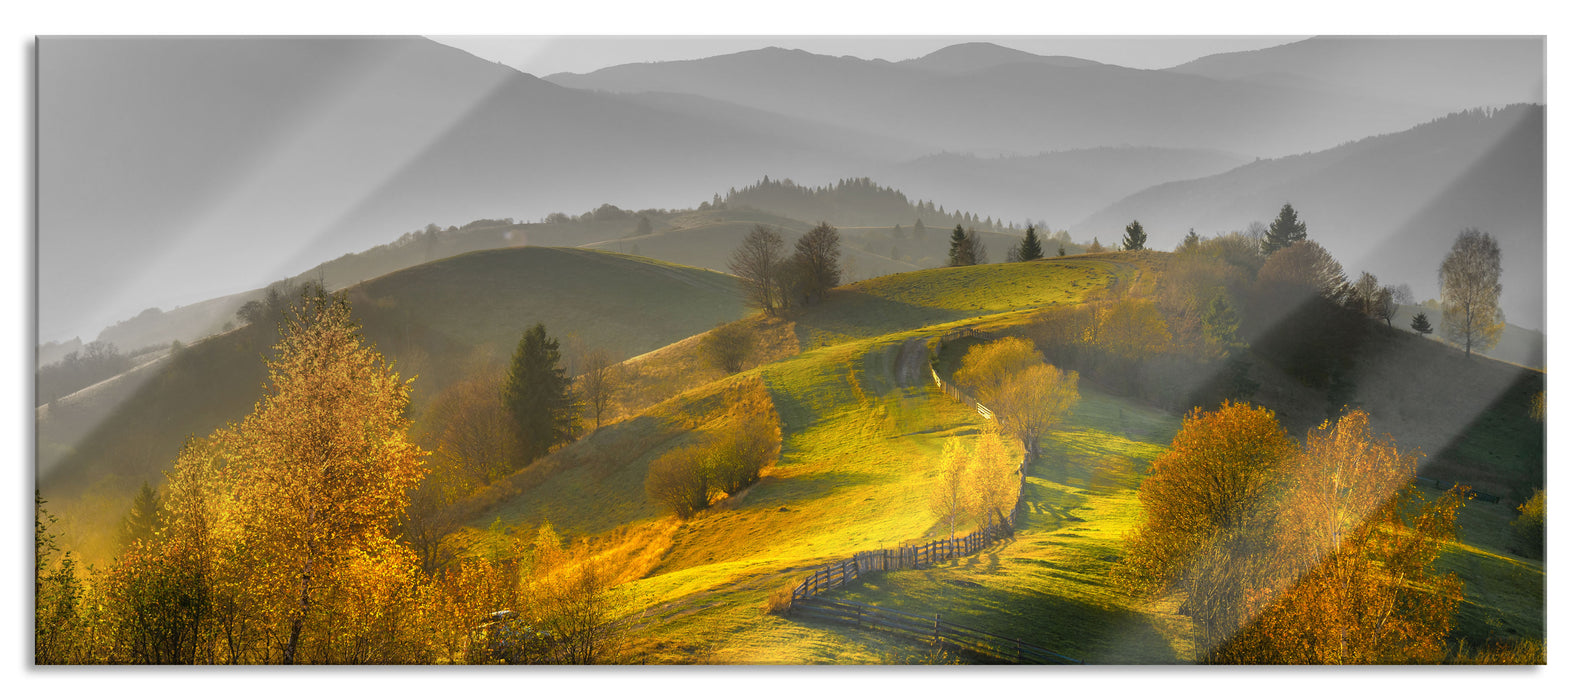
897;42;1108;73
1075;105;1544;330
878;146;1251;230
41;36;1544;347
39;36;889;344
1169;36;1543;113
548;37;1538;157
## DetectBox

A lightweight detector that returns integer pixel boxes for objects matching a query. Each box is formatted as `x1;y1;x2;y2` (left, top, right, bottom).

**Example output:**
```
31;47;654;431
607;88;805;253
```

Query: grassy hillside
793;253;1146;348
37;247;747;565
580;208;813;274
44;243;1542;663
348;246;745;364
445;253;1182;662
822;385;1191;663
1398;302;1546;370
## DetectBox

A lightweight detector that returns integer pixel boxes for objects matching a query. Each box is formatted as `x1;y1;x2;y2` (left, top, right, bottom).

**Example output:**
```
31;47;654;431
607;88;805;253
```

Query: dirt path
894;337;930;388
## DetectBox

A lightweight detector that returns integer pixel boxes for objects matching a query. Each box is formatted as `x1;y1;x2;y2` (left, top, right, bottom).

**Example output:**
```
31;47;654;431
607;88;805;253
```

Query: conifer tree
1411;312;1434;337
1261;203;1308;256
502;323;582;466
1203;291;1241;352
118;480;166;551
1017;226;1044;261
947;224;969;266
1122;220;1147;251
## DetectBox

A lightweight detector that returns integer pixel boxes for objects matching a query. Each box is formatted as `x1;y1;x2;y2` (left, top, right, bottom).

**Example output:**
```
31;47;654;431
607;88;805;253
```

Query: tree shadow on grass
791;290;967;349
746;469;892;509
830;564;1182;664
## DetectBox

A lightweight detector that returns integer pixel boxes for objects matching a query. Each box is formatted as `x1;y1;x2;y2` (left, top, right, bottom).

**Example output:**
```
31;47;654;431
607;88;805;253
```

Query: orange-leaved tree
1119;403;1468;663
1212;410;1467;664
1116;401;1296;655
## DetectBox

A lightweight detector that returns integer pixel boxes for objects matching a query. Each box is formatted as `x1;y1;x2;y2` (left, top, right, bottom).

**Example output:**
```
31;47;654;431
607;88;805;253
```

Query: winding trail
894;337;930;388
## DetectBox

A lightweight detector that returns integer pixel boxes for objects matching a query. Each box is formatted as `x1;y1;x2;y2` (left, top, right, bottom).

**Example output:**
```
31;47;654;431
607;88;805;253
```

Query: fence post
934;613;940;645
1016;639;1022;664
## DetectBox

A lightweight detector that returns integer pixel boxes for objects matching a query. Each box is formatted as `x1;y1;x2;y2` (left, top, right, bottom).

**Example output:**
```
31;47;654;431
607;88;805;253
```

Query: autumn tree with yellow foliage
1212;411;1467;664
212;289;429;663
1119;402;1468;663
88;288;434;664
953;337;1080;458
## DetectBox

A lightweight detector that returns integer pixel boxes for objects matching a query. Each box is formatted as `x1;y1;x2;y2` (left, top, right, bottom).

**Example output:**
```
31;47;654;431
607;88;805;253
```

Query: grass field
445;254;1208;663
816;383;1192;664
45;238;1543;663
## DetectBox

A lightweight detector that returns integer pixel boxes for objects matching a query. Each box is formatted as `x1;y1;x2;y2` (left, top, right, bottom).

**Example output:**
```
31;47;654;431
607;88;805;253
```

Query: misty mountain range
39;35;1544;349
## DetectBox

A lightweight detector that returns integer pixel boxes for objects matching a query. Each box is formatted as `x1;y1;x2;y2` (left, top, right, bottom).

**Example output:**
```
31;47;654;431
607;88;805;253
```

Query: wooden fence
931;365;996;422
788;525;1006;602
779;329;1079;661
792;596;1082;665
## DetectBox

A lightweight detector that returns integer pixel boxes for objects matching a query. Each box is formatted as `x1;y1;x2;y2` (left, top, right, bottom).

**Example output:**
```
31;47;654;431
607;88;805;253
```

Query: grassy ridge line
351;246;747;363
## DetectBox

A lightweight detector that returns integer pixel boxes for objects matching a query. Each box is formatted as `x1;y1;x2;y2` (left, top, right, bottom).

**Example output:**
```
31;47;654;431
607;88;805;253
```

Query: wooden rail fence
780;329;1083;663
788;525;1007;602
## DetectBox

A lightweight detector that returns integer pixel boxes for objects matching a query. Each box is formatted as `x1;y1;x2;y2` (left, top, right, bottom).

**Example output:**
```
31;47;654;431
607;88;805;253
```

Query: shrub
700;322;754;375
1512;489;1545;559
709;412;782;495
645;444;713;519
762;585;795;615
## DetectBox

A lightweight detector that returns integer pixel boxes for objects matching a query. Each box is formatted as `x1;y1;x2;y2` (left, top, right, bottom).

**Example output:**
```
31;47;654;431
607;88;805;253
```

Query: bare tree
728;225;785;314
424;370;517;486
966;228;987;266
577;347;618;430
399;465;466;573
1349;271;1384;319
792;222;842;304
1256;239;1350;305
1439;228;1504;357
1381;284;1413;328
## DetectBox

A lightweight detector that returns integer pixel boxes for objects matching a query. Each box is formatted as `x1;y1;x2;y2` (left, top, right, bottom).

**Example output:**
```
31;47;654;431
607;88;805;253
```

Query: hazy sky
430;36;1309;77
29;33;1547;344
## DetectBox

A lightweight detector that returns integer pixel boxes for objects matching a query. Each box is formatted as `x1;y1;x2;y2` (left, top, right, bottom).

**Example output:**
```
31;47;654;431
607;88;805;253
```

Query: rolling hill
1074;105;1545;330
437;251;1540;662
35;247;748;564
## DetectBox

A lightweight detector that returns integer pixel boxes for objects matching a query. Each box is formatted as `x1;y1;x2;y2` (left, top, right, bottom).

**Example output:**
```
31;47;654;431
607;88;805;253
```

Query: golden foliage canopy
1120;403;1468;663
